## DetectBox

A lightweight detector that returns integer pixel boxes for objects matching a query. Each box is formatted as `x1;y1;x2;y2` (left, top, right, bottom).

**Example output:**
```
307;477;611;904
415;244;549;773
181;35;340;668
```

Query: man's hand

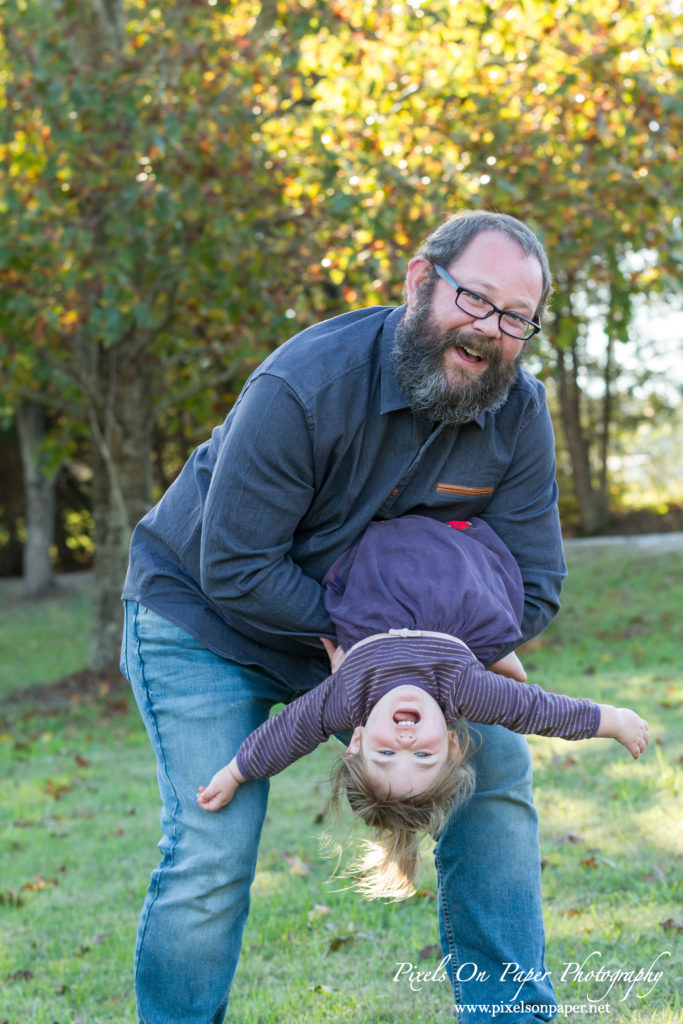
197;757;246;812
489;650;527;681
320;637;346;673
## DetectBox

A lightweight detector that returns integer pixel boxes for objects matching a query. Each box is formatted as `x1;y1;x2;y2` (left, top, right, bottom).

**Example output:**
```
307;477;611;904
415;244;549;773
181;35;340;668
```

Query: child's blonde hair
328;726;475;900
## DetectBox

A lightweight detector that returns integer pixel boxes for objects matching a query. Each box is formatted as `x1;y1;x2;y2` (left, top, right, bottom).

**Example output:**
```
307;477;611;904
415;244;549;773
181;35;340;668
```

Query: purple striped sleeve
442;658;600;740
235;672;352;780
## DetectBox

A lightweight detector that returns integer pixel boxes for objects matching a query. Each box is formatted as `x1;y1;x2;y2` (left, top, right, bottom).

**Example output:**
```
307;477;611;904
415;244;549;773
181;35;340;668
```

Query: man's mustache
436;329;502;366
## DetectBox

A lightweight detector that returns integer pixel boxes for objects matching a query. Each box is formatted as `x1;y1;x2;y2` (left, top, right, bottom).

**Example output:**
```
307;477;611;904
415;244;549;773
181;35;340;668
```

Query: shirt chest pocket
432;480;496;519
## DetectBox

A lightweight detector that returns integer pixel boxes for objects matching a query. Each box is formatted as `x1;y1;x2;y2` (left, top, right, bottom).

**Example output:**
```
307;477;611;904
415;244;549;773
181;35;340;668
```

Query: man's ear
405;256;432;311
346;726;363;758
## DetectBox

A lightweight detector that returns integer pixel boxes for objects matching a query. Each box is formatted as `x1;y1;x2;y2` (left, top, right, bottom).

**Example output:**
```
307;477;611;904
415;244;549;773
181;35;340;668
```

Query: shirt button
391;488;399;496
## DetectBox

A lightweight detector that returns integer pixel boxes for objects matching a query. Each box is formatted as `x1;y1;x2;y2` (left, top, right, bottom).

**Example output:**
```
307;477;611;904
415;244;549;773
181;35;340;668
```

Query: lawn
0;542;681;1023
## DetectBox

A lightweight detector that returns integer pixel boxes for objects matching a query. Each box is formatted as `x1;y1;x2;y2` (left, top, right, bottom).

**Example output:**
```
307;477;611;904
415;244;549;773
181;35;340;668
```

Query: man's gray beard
392;302;525;426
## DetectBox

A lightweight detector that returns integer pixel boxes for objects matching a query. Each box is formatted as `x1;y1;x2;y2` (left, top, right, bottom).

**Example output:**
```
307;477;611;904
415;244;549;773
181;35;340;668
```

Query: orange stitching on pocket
436;483;495;496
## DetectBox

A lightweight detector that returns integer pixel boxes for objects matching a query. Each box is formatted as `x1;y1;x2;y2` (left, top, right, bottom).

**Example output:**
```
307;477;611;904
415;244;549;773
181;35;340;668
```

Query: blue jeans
121;602;557;1023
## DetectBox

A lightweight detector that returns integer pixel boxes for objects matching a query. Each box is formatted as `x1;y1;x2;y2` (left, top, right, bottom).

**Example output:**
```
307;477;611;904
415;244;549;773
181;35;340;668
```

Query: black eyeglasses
432;263;541;341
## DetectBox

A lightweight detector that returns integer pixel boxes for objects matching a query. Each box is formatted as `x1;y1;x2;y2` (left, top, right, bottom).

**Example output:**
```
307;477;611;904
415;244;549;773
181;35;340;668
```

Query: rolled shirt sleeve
480;383;566;650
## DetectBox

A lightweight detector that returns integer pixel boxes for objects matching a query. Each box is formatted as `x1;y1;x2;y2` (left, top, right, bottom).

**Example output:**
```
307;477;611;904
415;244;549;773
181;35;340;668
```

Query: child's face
347;685;453;799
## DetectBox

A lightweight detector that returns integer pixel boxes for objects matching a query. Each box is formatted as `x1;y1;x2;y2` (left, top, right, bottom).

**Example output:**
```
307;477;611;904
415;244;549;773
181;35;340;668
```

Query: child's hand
613;708;649;759
197;758;245;812
598;705;649;760
320;637;346;673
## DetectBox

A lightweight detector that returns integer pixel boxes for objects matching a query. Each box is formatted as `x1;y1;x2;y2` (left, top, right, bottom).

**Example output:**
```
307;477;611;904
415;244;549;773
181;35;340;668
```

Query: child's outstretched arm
442;652;648;756
197;757;246;812
596;705;649;759
197;640;349;809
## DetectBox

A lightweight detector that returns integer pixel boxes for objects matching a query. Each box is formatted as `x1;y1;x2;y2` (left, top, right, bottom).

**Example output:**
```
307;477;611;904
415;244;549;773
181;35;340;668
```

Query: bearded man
122;210;564;1024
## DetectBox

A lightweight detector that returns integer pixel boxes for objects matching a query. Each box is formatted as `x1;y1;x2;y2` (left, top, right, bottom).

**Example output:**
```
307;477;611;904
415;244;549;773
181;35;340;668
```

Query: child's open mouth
394;710;420;726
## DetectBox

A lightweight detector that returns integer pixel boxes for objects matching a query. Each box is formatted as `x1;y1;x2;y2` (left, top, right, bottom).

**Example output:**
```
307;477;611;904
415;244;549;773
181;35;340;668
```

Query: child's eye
379;749;395;757
415;751;431;758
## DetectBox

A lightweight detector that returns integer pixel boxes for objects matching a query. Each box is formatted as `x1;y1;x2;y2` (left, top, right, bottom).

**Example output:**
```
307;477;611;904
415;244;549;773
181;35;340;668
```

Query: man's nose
470;312;501;337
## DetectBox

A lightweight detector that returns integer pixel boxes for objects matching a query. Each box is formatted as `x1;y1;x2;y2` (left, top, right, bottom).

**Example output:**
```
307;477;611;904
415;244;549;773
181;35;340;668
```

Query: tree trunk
89;342;154;671
554;343;608;534
599;326;615;509
15;400;57;594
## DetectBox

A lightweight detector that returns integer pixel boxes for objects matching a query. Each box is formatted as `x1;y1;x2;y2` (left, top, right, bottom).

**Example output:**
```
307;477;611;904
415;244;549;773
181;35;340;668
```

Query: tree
1;0;679;671
274;0;681;530
0;0;328;667
15;400;57;594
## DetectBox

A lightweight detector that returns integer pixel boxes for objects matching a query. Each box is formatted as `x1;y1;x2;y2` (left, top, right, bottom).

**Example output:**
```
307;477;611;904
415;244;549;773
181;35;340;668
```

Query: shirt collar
379;305;486;428
379;306;411;414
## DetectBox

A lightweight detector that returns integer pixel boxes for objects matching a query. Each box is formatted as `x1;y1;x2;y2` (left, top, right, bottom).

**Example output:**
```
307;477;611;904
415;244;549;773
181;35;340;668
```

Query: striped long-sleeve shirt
235;631;600;780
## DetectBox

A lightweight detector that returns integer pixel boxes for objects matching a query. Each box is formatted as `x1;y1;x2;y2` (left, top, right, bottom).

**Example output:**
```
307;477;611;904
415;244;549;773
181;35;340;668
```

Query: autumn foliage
0;0;680;664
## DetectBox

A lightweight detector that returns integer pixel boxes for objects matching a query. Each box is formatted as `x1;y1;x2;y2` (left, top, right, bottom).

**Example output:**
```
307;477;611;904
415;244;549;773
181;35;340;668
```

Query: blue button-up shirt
123;305;566;690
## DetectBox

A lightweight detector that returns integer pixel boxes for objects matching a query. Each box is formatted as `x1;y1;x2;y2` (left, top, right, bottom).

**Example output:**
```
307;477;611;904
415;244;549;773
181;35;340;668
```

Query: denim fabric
436;724;557;1022
121;602;290;1024
122;602;556;1023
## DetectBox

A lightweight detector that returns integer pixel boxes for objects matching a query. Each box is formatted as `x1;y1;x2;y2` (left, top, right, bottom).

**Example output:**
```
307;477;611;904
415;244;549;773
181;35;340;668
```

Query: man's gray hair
412;210;552;319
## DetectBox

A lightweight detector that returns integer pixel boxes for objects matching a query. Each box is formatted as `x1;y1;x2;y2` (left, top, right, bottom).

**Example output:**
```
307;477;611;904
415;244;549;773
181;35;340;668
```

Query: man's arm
200;373;333;651
482;382;566;651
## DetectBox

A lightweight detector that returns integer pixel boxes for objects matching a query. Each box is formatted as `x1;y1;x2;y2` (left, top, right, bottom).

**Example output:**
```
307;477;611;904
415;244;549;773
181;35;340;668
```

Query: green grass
0;578;93;696
0;543;681;1023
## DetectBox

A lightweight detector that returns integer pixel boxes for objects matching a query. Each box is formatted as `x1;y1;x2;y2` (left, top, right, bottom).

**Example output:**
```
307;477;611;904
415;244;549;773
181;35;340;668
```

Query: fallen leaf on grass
325;934;355;955
0;890;24;907
43;778;73;800
661;918;683;933
411;887;437;902
567;908;584;918
580;857;599;869
74;754;90;768
24;875;59;891
419;944;441;959
551;755;578;770
4;969;34;983
283;854;311;877
561;832;585;844
307;903;331;924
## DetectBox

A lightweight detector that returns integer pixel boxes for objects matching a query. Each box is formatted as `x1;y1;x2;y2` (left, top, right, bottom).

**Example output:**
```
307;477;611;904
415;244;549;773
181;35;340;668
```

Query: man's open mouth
454;343;485;364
